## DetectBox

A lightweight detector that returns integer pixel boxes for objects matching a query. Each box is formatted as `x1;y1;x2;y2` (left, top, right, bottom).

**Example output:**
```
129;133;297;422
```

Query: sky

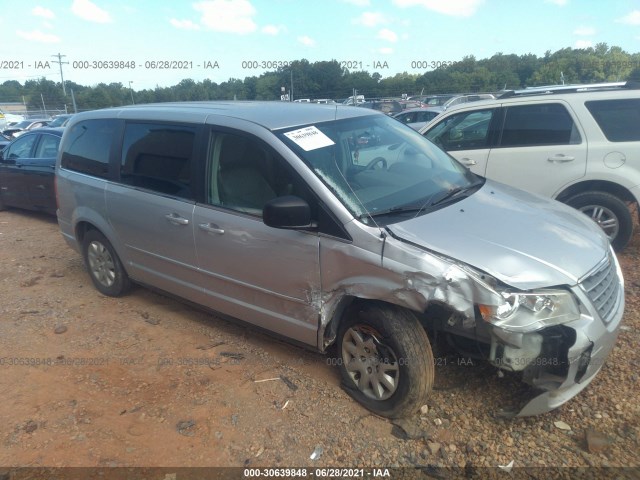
2;0;640;91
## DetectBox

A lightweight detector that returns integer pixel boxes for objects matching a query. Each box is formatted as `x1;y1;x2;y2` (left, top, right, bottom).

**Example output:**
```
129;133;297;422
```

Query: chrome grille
580;254;621;324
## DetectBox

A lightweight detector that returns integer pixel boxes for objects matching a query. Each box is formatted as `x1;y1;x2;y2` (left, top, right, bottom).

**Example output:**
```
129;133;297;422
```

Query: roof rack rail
498;81;640;99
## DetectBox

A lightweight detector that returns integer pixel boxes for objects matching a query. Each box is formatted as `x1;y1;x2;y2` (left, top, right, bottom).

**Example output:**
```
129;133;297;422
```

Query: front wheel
565;191;634;251
82;230;131;296
336;303;434;418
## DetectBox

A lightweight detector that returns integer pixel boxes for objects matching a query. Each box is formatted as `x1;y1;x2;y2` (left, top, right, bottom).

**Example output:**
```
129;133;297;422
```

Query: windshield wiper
362;204;427;219
429;181;481;207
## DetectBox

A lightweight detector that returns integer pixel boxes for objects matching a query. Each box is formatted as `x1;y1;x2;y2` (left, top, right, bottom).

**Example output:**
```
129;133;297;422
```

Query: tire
564;191;633;251
82;229;131;297
336;303;434;418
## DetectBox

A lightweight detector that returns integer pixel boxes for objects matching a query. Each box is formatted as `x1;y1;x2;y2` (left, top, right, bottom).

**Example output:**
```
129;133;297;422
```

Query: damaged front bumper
488;257;625;417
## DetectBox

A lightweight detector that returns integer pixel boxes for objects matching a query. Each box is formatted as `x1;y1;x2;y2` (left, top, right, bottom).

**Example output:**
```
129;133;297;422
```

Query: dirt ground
0;209;639;473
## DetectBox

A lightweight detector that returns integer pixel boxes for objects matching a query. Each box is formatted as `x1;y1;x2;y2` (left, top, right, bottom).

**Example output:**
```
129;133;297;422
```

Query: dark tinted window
61;119;118;178
120;123;195;199
500;103;581;147
585;99;640;142
417;111;439;122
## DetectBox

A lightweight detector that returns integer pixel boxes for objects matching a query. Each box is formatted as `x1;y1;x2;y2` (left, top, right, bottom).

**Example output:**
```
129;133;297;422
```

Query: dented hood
386;180;610;290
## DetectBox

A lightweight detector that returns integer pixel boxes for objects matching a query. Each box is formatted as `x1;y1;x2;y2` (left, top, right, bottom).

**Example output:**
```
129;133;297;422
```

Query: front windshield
277;113;483;225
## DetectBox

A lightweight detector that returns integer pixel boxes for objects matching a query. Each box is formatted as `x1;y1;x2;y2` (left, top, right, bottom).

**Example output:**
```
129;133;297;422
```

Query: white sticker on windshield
284;126;335;151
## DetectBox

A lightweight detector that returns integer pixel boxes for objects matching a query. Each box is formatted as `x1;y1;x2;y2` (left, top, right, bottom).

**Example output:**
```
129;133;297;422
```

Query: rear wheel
82;230;130;297
565;191;633;251
336;303;434;418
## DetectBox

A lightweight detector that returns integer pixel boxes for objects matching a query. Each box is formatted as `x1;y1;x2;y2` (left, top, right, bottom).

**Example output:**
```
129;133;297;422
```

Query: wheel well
556;180;636;205
322;297;436;351
74;221;98;246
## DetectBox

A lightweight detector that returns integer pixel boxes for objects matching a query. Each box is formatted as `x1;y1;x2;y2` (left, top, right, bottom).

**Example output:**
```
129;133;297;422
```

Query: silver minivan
55;102;624;418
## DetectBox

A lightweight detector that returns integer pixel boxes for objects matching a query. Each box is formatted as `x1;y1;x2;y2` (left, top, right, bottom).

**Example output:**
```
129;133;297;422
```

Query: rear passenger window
35;134;61;158
500;104;581;147
585;99;640;142
61;119;118;178
120;123;196;200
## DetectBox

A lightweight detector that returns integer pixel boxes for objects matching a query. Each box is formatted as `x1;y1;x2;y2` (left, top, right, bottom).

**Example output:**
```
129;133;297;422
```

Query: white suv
420;82;640;250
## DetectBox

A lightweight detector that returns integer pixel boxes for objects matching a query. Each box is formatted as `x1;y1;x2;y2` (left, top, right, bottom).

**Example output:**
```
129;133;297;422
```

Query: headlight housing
479;289;580;333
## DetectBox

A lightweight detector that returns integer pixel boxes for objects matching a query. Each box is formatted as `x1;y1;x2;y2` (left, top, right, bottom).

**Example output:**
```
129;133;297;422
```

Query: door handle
547;154;575;163
198;223;225;235
165;213;190;226
460;158;477;166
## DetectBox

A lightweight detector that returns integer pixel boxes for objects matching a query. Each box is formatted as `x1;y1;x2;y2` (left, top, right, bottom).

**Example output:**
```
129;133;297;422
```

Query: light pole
52;53;68;96
129;81;135;104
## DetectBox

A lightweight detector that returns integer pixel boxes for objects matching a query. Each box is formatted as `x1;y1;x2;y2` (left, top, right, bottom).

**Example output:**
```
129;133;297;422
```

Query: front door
193;131;321;346
0;133;38;208
22;132;60;213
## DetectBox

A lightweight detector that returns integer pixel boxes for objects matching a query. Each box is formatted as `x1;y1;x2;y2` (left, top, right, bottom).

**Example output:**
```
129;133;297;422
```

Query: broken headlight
479;289;580;333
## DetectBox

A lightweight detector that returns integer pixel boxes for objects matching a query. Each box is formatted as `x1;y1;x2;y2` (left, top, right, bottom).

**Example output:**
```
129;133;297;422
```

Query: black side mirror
263;196;314;229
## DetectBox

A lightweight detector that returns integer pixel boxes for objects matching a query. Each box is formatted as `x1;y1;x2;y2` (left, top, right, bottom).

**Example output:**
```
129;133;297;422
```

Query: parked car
420;81;640;250
442;94;496;110
360;99;403;115
0;127;63;214
343;94;365;105
408;94;455;107
56;102;622;418
47;114;74;128
398;100;425;110
0;110;25;130
393;107;443;130
2;118;50;138
0;133;11;152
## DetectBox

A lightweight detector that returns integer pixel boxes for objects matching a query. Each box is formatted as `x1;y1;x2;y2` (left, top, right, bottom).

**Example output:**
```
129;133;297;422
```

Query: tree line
2;43;639;113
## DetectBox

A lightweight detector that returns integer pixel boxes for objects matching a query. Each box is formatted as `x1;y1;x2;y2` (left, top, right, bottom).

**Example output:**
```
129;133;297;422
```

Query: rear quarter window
60;119;119;178
585;99;640;142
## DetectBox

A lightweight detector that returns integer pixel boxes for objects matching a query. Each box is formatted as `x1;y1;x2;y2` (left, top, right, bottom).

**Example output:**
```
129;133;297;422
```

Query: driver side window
424;109;495;151
4;134;37;161
207;132;312;217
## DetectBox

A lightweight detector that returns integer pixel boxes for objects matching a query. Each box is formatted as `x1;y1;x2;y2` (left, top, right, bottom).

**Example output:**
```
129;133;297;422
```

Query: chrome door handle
547;154;575;163
165;213;190;225
460;158;477;166
199;223;225;235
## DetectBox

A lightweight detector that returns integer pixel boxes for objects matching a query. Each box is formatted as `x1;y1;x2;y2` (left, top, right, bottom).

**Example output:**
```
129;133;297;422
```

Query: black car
0;128;63;214
0;133;11;152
